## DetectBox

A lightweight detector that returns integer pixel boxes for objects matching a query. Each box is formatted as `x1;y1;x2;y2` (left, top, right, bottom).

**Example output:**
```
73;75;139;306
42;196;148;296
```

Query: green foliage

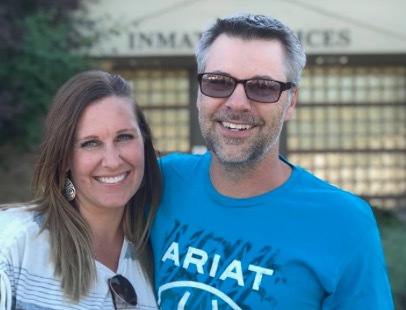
374;208;406;309
0;4;95;150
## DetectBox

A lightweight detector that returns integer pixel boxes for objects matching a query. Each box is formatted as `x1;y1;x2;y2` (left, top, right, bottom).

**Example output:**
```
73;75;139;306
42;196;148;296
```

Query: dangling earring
63;176;76;201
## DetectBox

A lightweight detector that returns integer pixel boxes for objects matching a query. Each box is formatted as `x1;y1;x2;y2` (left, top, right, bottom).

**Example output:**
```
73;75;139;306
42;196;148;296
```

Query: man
151;14;393;309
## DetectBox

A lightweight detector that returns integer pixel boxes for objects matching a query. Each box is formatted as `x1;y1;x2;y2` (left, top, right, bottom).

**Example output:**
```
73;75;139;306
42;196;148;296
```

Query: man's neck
209;152;292;198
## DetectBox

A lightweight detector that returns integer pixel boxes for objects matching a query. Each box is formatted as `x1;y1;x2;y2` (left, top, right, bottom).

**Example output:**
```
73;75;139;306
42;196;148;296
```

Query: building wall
86;0;406;209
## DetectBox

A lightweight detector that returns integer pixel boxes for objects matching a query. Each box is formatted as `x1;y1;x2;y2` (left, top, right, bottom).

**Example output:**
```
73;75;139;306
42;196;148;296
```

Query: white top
0;207;158;310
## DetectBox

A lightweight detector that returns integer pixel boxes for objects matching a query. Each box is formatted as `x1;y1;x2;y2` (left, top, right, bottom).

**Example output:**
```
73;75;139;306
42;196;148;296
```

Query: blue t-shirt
151;152;393;309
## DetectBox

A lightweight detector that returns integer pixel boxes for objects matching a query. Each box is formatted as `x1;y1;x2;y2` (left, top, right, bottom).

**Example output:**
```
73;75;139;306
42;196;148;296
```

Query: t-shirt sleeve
0;269;12;310
322;220;394;309
0;211;21;310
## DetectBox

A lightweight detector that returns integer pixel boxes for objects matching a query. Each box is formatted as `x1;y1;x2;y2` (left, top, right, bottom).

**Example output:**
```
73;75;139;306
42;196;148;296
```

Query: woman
0;70;162;309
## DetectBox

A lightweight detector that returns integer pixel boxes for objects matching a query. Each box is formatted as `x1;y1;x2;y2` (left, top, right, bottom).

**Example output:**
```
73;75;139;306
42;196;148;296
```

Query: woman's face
69;96;145;213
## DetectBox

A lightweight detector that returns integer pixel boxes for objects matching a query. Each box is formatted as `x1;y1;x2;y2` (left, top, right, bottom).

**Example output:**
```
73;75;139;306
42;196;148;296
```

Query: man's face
197;34;297;165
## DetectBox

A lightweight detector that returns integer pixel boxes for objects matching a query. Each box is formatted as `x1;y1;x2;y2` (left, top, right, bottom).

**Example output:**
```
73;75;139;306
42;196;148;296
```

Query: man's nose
225;83;252;111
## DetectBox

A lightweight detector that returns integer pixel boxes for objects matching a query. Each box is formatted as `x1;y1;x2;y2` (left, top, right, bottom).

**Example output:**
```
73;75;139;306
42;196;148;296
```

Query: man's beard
199;108;288;170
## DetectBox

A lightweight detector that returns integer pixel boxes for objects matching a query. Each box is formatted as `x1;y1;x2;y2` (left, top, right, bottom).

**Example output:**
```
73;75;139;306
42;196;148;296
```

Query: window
287;66;406;209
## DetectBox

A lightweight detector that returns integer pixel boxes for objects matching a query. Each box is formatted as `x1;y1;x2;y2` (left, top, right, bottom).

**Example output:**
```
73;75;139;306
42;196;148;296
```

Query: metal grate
117;69;191;153
287;66;406;210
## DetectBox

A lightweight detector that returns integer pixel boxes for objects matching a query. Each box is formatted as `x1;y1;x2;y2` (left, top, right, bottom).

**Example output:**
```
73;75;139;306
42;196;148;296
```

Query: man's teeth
97;173;126;184
222;121;252;131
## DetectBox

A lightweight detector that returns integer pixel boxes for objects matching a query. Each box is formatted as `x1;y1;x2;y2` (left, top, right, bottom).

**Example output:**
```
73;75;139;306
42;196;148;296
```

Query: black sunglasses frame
197;73;295;103
108;274;137;309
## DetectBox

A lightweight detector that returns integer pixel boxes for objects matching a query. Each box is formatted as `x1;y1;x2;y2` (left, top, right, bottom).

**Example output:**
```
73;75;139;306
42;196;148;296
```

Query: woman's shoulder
0;206;43;246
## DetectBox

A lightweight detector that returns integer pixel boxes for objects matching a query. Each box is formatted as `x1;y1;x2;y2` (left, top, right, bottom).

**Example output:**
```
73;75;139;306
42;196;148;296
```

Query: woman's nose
101;145;122;168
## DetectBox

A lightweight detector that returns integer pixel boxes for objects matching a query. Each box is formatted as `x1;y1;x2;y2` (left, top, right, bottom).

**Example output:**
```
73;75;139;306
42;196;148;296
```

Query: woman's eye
81;140;99;148
117;134;134;142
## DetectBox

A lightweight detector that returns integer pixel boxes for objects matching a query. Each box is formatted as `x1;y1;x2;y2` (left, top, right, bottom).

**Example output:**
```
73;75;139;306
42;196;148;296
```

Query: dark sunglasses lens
109;275;137;306
201;74;235;98
246;79;281;103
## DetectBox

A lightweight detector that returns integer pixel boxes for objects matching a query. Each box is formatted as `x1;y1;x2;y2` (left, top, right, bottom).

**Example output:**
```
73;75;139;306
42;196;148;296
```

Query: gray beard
198;98;290;176
202;116;284;172
208;136;279;177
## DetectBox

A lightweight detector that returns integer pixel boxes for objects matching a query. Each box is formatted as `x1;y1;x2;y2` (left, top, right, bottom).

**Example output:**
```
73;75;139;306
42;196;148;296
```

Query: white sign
85;0;406;56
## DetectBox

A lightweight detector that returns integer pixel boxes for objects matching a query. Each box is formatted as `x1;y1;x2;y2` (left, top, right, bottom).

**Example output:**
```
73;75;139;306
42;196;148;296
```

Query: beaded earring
63;176;76;201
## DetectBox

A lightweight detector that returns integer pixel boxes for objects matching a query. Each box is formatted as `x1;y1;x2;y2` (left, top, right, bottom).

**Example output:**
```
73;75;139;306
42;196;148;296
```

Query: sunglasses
197;73;294;103
108;274;137;309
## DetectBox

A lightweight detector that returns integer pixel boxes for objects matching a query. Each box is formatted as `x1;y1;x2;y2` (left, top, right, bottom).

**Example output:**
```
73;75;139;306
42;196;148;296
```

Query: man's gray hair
195;14;306;86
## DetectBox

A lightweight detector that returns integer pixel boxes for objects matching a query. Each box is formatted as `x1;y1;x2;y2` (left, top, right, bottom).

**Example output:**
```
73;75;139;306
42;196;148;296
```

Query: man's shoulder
293;164;359;197
292;165;375;222
160;152;210;170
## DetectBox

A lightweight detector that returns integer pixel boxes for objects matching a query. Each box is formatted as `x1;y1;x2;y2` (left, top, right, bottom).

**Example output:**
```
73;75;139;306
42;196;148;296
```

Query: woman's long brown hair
19;70;161;301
